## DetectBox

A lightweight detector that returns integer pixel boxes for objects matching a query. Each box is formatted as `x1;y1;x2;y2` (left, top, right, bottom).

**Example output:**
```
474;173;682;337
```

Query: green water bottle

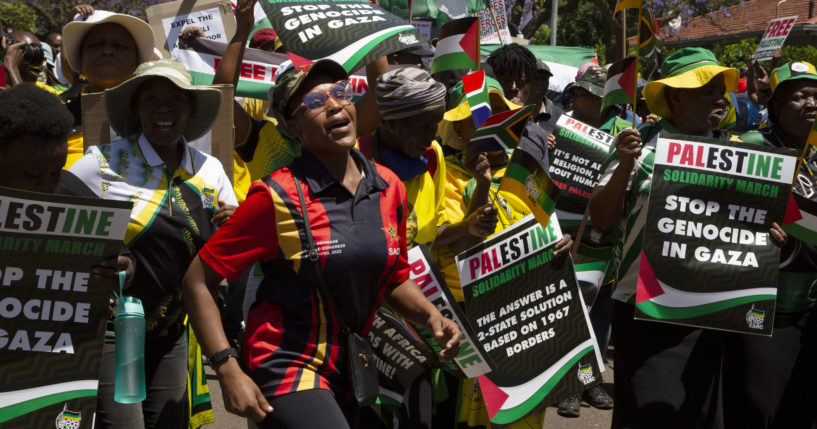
114;294;146;404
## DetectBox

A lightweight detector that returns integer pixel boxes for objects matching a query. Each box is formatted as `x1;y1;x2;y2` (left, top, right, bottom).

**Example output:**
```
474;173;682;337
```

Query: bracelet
208;347;239;368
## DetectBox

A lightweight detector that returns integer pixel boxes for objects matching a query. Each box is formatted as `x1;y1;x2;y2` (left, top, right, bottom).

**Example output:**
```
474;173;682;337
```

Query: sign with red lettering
635;135;797;334
471;0;512;45
456;215;602;424
755;15;798;61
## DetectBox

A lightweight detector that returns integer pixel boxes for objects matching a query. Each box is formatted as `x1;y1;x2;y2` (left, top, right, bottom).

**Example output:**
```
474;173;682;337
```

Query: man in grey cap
529;59;564;134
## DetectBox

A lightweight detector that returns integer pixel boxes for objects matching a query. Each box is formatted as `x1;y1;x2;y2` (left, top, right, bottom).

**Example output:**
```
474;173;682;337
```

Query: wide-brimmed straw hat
104;59;221;141
63;10;154;72
643;47;738;118
443;75;521;122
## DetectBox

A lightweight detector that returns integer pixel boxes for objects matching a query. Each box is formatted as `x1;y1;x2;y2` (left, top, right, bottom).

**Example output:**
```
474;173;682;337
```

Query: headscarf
375;67;447;121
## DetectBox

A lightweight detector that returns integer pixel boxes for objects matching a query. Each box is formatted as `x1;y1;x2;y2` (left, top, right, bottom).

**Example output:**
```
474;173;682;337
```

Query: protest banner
80;84;235;183
457;215;601;424
367;306;436;405
146;0;237;56
755;15;798;61
0;187;132;428
549;115;614;222
260;0;424;72
471;0;512;45
405;246;494;379
635;135;797;335
174;37;372;101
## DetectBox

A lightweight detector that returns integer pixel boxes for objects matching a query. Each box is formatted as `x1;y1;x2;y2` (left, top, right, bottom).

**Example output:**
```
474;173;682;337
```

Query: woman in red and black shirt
182;59;462;429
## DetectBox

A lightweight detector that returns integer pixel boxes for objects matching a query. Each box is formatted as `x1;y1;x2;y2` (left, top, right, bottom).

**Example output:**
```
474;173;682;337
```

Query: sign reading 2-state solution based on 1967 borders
635;135;798;335
457;215;602;424
0;187;131;428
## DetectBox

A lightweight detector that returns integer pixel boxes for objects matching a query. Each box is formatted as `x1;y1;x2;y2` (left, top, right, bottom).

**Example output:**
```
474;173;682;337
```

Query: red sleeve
199;182;279;281
385;171;410;288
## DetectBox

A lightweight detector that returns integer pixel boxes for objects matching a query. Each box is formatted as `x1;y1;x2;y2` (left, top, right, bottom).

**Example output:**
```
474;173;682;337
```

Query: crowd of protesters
1;0;816;428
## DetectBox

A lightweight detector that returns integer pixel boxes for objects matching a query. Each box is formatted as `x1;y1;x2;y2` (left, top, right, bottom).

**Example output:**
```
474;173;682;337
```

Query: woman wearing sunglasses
182;59;462;429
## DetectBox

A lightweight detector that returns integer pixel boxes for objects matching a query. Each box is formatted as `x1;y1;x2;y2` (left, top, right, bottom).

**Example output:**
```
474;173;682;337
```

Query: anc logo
577;362;596;385
746;304;765;330
55;404;81;429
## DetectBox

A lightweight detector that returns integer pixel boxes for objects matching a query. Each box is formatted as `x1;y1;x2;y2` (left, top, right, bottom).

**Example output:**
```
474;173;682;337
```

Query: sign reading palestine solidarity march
0;188;131;428
635;136;797;335
260;0;424;72
457;215;602;424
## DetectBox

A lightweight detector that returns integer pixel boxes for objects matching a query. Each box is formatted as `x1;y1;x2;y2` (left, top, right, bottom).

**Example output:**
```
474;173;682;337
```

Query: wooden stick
487;0;505;46
571;205;590;258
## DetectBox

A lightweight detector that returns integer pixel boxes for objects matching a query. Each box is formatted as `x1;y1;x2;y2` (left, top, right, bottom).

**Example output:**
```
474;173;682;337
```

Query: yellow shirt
394;141;448;247
433;157;530;302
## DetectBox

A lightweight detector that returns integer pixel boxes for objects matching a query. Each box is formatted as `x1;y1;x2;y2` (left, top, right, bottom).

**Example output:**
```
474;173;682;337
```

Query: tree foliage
0;1;38;33
18;0;164;35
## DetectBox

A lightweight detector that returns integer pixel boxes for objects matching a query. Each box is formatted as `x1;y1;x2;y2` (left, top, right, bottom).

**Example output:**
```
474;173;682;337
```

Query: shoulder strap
290;174;351;334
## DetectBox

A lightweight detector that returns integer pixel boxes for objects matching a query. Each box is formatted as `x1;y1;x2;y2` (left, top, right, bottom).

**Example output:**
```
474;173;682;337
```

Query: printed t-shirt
740;127;817;315
598;119;720;303
70;134;237;340
433;155;531;302
198;148;410;398
236;118;301;182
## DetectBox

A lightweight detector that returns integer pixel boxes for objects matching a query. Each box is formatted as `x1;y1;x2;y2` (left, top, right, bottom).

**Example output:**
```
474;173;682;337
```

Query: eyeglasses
292;80;352;117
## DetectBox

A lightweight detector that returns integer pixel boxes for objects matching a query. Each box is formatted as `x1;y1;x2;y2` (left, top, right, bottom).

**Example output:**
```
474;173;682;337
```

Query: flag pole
632;6;642;129
487;1;506;46
408;0;413;24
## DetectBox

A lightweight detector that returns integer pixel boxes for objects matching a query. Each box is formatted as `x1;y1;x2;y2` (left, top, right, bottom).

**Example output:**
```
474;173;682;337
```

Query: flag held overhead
639;8;659;58
614;0;642;13
462;69;491;128
469;105;534;153
601;57;637;112
431;17;480;74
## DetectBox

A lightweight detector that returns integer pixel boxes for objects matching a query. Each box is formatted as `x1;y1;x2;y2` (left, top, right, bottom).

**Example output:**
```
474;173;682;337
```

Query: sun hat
104;59;221;141
768;61;817;101
62;10;154;72
267;59;349;124
569;66;606;97
643;47;738;118
442;75;521;122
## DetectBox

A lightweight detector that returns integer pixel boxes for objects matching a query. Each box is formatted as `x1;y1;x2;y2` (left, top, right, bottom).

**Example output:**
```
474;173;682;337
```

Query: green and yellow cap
769;61;817;100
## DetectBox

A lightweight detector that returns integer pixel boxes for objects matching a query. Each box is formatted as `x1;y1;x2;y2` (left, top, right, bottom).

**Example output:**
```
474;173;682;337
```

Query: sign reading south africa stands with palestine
0;187;131;428
457;215;601;424
260;0;424;72
635;136;798;335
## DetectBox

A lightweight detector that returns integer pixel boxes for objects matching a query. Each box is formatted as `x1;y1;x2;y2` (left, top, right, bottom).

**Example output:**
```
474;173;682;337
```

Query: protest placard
549;115;614;221
406;246;494;379
457;215;601;424
174;37;372;101
0;187;132;428
755;15;798;62
146;0;236;56
80;84;235;183
471;0;512;45
260;0;423;72
635;136;797;335
367;306;436;405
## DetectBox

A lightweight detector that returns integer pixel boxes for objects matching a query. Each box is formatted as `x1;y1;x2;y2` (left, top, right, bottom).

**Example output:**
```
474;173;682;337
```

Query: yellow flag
615;0;642;13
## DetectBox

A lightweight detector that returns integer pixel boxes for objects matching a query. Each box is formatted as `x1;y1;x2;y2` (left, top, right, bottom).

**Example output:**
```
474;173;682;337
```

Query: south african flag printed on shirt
431;17;480;74
499;148;560;229
260;0;425;73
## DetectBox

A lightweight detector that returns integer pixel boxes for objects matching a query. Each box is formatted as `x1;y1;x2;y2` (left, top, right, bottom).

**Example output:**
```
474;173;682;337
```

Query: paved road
203;357;615;429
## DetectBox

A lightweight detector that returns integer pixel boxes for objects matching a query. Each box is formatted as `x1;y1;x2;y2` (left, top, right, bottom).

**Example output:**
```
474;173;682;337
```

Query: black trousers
257;389;358;429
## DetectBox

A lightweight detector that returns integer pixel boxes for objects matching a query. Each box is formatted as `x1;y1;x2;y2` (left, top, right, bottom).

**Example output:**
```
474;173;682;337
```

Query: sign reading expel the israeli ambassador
635;135;798;335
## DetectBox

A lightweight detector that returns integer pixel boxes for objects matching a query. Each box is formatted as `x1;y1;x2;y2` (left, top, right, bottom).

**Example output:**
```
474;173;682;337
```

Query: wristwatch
208;347;239;368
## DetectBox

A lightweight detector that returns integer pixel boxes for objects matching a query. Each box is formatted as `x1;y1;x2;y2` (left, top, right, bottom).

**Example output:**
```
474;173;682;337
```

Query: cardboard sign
0;187;131;428
260;0;424;72
635;135;797;335
146;0;237;56
471;0;512;46
406;246;494;379
457;215;601;424
412;19;433;42
755;15;798;61
80;84;235;183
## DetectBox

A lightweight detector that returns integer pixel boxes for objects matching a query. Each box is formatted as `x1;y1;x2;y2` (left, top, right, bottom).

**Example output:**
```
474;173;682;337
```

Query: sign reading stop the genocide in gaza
755;16;798;61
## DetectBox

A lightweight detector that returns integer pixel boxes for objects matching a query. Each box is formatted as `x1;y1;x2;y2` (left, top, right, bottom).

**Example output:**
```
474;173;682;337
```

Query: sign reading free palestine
635;136;797;335
457;215;601;424
0;187;131;428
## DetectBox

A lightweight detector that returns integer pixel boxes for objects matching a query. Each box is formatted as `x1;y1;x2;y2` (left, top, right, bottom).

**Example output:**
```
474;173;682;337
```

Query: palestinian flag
601;57;637;112
232;1;275;42
499;148;560;229
431;17;479;74
469;105;534;153
782;192;817;245
261;0;424;73
462;69;491;128
614;0;641;13
639;8;659;58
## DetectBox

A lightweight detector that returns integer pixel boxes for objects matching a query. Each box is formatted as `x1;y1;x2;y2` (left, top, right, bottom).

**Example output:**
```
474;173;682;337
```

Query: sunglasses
291;80;352;117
